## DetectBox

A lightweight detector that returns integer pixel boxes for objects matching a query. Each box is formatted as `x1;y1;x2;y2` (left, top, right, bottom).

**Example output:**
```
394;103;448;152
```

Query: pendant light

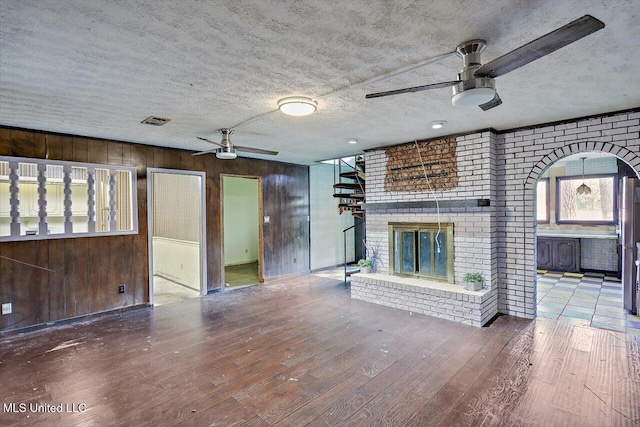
576;156;591;195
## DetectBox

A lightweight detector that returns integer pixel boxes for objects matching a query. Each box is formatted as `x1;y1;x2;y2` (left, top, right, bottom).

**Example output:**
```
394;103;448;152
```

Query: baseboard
263;270;312;281
310;264;355;273
0;303;151;338
224;260;259;267
154;274;200;292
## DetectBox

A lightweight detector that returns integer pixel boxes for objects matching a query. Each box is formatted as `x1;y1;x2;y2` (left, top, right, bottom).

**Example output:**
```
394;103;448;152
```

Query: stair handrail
343;219;365;284
338;158;365;200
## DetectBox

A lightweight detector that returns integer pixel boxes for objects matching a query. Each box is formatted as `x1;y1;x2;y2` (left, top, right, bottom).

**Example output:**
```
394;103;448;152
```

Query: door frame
147;168;207;305
220;174;265;287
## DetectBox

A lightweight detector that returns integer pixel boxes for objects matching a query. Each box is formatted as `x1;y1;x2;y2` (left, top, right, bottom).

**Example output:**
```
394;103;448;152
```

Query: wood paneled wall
0;127;310;331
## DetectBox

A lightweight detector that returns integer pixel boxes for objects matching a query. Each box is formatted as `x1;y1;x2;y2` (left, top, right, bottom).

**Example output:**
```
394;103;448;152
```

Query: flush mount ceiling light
277;96;318;116
348;139;358;144
430;121;447;129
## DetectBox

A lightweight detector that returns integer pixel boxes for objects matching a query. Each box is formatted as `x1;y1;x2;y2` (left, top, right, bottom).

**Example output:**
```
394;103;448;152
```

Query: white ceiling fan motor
451;40;496;107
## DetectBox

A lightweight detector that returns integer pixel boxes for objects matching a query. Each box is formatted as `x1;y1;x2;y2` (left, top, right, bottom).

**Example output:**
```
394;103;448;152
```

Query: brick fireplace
350;110;640;326
351;133;499;326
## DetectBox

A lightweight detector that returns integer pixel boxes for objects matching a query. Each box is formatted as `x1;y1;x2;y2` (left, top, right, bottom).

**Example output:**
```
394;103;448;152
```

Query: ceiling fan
193;129;279;159
365;15;605;111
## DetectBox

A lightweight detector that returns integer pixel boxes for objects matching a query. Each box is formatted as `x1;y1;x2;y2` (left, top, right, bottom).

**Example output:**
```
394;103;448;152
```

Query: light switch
264;216;270;224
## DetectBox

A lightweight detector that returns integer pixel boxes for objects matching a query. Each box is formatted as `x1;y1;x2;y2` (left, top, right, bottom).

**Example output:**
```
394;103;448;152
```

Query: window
0;156;137;241
536;179;549;223
389;223;454;283
556;174;617;225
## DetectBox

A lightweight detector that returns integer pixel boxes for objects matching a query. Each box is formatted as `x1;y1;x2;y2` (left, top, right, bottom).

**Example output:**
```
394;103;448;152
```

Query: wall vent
141;116;171;126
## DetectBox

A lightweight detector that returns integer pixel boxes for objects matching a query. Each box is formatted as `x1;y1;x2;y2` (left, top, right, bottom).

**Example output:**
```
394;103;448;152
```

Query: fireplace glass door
390;223;454;283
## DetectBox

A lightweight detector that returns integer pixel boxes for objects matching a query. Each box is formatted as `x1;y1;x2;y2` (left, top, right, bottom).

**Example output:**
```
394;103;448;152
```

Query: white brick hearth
351;273;496;327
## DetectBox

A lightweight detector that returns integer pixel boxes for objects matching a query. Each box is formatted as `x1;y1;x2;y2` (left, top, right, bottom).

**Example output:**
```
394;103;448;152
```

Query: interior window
0;161;10;237
556;175;616;224
0;156;138;241
43;165;64;235
536;179;549;223
71;167;89;233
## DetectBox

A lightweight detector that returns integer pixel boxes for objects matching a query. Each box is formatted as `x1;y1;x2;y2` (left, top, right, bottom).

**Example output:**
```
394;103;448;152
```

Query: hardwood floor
0;272;638;426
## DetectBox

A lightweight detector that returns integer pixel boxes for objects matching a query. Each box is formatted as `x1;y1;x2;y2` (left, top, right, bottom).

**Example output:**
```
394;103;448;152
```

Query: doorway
534;152;639;333
147;169;207;305
222;175;263;288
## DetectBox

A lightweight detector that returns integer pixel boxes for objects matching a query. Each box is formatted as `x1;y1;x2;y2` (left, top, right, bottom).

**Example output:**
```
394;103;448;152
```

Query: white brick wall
366;209;494;287
361;109;640;323
366;132;494;203
351;273;497;326
498;110;639;319
362;131;500;325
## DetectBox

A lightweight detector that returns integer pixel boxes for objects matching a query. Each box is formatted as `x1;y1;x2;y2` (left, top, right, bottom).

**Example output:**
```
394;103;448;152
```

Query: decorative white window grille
0;156;138;241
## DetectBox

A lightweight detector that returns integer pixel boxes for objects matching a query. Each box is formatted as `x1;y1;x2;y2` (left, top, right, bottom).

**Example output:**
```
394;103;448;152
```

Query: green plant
463;272;484;283
357;259;372;267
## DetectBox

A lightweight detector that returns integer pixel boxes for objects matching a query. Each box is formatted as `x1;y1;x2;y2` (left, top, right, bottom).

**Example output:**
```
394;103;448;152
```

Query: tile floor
537;269;640;334
153;276;201;306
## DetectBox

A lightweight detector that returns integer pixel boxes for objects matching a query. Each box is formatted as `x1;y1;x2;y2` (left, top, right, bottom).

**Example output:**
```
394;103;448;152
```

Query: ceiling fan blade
197;136;225;148
365;81;459;99
192;149;216;156
234;145;279;156
479;92;502;111
475;15;604;79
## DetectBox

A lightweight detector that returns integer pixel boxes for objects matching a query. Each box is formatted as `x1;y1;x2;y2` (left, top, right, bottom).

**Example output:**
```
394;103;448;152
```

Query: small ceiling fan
365;15;604;111
193;129;279;159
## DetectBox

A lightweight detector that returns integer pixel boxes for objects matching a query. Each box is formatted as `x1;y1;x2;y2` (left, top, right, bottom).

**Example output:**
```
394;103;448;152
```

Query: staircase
326;155;366;283
333;155;365;218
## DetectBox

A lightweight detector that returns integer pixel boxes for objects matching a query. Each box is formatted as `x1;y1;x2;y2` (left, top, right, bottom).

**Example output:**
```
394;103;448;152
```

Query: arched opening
527;143;640;333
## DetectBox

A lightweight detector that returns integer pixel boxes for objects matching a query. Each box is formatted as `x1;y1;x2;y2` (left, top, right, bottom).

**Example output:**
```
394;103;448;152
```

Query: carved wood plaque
384;137;458;192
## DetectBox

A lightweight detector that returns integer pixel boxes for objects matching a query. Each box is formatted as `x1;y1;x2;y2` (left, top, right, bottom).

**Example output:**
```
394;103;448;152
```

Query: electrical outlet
2;303;12;315
118;285;125;294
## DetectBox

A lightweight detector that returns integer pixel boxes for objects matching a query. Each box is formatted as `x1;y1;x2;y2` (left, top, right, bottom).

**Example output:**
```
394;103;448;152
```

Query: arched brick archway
524;141;640;191
521;141;640;318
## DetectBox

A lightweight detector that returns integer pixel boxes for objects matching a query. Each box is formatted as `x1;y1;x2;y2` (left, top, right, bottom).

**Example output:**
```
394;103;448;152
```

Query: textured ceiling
1;0;639;165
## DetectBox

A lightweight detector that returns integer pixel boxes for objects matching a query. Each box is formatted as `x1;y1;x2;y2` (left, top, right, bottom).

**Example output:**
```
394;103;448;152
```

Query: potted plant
357;259;372;274
463;272;484;291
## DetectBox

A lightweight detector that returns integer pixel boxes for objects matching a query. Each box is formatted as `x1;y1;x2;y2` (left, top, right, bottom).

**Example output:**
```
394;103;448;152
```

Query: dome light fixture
277;96;317;116
348;139;358;144
430;121;447;129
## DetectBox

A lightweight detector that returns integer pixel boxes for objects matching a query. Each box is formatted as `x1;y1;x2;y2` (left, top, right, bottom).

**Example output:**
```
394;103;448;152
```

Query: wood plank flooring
0;272;638;426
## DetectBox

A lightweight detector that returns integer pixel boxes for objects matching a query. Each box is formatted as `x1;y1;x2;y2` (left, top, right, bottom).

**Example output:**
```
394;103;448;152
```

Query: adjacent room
222;175;262;287
1;1;639;426
150;170;205;305
535;153;640;332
